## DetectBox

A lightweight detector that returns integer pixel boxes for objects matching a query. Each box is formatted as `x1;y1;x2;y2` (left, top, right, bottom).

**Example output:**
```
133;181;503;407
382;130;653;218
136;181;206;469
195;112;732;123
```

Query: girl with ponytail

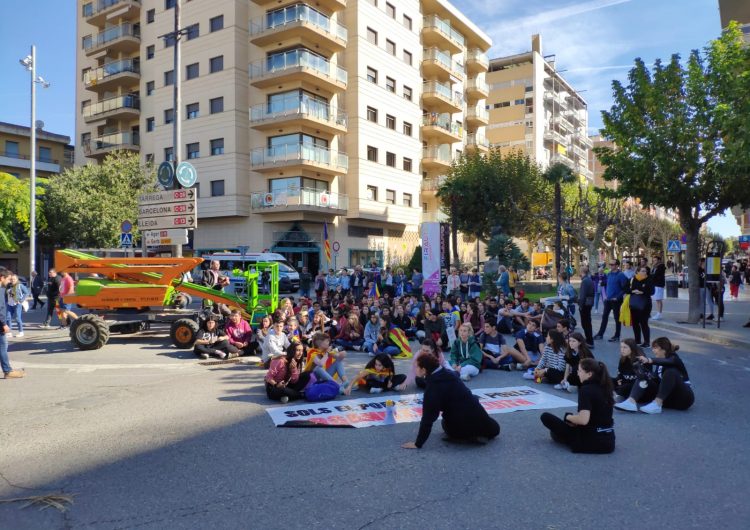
539;358;615;453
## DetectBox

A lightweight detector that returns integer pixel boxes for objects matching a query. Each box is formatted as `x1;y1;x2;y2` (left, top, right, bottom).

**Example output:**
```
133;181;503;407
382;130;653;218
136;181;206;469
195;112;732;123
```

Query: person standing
508;266;518;297
57;271;79;328
299;266;312;299
410;268;423;299
627;266;654;348
42;268;62;329
729;265;742;301
5;275;28;337
650;255;666;320
30;270;45;310
496;266;510;298
578;266;595;347
0;268;24;378
468;268;482;300
594;259;628;342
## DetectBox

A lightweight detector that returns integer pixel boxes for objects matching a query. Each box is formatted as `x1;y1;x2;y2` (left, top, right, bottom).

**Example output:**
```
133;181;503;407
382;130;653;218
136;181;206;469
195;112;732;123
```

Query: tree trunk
451;196;459;266
554;183;561;278
684;223;702;324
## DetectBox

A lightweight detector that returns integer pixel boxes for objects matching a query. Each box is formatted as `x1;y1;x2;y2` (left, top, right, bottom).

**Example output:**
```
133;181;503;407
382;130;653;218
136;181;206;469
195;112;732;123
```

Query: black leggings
543;368;565;385
364;374;406;391
631;306;650;344
194;340;239;358
265;372;312;402
441;415;500;441
628;368;694;409
540;412;615;454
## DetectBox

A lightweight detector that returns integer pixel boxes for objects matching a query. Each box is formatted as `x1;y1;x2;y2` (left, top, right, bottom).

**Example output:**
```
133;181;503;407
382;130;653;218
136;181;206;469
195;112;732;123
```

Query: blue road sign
176;161;197;188
158;161;174;188
120;232;134;248
667;240;681;253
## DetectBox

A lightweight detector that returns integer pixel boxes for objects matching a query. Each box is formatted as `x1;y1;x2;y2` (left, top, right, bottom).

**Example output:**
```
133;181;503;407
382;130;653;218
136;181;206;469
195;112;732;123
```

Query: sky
0;0;740;235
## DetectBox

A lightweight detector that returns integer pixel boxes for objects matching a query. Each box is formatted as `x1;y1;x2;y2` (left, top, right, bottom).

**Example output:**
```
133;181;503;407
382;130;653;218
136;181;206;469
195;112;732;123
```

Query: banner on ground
266;386;577;428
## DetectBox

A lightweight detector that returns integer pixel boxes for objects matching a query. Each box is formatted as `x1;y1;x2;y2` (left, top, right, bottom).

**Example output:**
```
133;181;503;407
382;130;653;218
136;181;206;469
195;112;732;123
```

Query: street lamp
19;45;50;282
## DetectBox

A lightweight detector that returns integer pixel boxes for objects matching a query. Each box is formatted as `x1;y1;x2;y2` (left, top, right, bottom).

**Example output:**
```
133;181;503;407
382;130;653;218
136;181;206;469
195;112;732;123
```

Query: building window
403;50;412;66
209;55;223;73
186;62;199;80
386;39;396;56
186;23;199;40
187;142;200;159
147;8;155;23
403;122;412;136
367;67;377;84
164;108;174;124
211;180;225;196
386;2;395;18
146;117;155;132
146;81;155;95
366;185;378;201
165;34;176;48
146;45;155;59
367;27;377;45
145;153;154;163
403;85;412;101
403;14;412;30
385;76;395;93
164;70;174;86
403;193;413;207
165;0;175;9
210;97;224;114
210;15;223;32
186;102;199;119
367;106;377;123
403;158;412;172
39;146;52;162
386;152;396;167
386;189;396;204
210;138;224;155
4;141;19;157
367;146;378;162
164;147;174;162
386;115;395;130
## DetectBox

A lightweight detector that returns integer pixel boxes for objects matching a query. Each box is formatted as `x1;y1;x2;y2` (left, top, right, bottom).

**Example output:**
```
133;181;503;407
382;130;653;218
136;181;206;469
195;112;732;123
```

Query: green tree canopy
0;172;47;252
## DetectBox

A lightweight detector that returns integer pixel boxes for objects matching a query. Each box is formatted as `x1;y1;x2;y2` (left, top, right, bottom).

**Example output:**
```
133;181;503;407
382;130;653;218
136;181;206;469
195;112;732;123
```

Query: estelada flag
324;222;331;264
388;327;413;359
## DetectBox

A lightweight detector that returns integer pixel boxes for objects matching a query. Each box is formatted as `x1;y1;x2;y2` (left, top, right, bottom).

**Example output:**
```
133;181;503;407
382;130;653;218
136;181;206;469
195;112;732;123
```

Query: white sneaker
554;383;565;390
369;387;383;394
651;313;662;321
460;374;471;382
615;399;639;412
280;396;290;404
640;401;662;414
522;371;535;380
16;332;24;338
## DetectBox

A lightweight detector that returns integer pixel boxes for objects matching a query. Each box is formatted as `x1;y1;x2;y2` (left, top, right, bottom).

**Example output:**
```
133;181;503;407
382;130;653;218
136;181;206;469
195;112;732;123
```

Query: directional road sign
137;188;197;231
137;215;196;230
138;188;196;205
667;240;681;253
138;201;195;218
143;229;188;246
176;161;197;188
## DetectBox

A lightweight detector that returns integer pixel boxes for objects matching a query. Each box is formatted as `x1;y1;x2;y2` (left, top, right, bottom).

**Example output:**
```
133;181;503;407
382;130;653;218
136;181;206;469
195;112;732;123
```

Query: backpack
305;381;340;402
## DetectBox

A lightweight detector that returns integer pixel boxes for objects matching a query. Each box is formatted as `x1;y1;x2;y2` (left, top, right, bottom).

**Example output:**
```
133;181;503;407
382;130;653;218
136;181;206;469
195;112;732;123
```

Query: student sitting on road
524;330;567;384
265;342;312;404
450;323;483;382
615;337;694;414
193;316;240;360
417;310;447;350
362;312;400;356
304;332;349;391
261;319;291;365
540;358;616;454
334;313;365;351
555;332;595;392
479;320;527;370
514;320;545;368
224;309;258;356
344;353;406;395
398;339;453;391
613;339;644;401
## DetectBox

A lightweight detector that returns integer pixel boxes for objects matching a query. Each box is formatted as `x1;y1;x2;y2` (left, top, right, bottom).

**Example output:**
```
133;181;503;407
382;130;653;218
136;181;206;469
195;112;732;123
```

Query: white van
199;252;300;293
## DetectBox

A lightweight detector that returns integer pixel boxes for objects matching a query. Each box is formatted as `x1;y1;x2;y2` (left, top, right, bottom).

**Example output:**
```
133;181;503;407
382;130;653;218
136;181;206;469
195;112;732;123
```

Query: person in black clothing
42;268;62;328
627;266;654;348
30;271;45;310
613;339;645;401
402;353;500;449
577;265;595;347
540;358;615;454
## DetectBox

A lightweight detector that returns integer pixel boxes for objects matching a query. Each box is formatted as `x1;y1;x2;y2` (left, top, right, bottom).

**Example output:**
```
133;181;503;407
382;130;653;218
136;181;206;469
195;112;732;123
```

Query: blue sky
0;0;739;235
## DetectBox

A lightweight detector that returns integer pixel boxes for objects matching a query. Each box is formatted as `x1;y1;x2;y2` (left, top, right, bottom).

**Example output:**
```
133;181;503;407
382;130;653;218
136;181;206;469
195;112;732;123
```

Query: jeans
334;338;364;350
265;372;311;402
459;364;480;379
700;288;715;316
363;342;400;356
7;304;23;333
44;296;59;326
0;333;11;373
314;360;347;384
596;298;622;338
593;288;601;311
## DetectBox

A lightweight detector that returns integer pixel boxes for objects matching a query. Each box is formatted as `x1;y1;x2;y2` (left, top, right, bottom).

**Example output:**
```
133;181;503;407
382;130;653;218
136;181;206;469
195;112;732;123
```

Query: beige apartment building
485;34;592;181
75;0;491;271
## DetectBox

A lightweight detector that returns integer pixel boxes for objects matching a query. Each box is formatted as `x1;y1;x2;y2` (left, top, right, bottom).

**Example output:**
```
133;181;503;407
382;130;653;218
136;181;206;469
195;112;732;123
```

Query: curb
647;320;750;350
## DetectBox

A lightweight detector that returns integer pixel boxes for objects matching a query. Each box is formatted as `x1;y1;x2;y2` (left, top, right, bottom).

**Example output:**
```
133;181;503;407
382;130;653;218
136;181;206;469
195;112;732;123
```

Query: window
81;133;90;149
145;153;154;163
210;138;224;155
366;185;378;201
39;146;52;162
186;102;199;119
147;8;155;23
386;2;395;18
403;50;412;66
386;189;396;204
366;106;377;123
209;55;223;73
186;62;199;80
367;146;378;162
164;70;174;86
403;122;412;136
403;158;412;172
210;15;224;32
386;152;396;167
386;115;395;130
403;193;413;207
385;77;395;93
4;141;19;157
367;67;377;84
403;14;412;30
187;142;200;159
165;34;175;48
164;108;174;124
146;81;155;95
367;27;377;45
165;0;175;9
386;39;396;56
146;45;155;59
211;180;225;197
146;117;155;132
403;85;412;101
210;97;223;114
164;146;174;162
186;23;199;40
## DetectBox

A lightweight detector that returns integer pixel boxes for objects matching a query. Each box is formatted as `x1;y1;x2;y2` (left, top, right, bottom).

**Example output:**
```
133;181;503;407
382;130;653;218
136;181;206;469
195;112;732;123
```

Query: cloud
491;0;633;31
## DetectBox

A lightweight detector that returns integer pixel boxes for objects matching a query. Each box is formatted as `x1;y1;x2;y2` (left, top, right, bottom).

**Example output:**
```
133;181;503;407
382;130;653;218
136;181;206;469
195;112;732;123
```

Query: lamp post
19;45;50;281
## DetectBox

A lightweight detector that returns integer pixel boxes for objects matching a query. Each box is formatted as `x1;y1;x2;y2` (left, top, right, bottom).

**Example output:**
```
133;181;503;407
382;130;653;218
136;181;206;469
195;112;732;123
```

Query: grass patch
523;290;558;302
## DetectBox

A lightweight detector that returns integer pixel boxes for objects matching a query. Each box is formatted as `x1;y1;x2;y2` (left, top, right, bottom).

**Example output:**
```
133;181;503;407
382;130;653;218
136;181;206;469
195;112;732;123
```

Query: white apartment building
75;0;491;271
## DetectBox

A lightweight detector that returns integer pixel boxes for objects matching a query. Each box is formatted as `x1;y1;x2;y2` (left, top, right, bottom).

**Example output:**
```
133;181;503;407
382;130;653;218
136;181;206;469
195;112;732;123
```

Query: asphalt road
1;308;749;529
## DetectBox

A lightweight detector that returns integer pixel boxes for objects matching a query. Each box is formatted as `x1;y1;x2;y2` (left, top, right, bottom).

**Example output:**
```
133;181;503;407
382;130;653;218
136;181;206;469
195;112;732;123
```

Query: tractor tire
173;293;193;309
170;318;199;349
70;314;110;350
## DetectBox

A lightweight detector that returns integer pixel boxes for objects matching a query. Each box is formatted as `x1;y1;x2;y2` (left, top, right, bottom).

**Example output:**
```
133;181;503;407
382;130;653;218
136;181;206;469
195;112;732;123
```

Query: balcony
251;188;348;217
422;15;465;54
422;81;463;113
578;135;594;148
249;98;347;136
465;78;489;100
420;175;446;192
550;153;575;170
422;145;453;170
83;59;140;91
0;152;61;174
553;114;575;133
466;105;489;126
571;144;588;160
466;133;489;152
466;49;489;74
83;0;140;26
421;114;463;144
251;143;348;176
422;48;464;81
543;128;567;145
83;23;140;56
249;7;347;51
83;94;140;123
349;200;422;226
249;50;347;92
84;131;139;159
421;210;449;223
250;0;346;11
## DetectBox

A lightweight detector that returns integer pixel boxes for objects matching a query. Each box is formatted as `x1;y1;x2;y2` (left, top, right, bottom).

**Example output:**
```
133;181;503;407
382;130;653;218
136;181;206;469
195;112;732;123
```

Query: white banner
421;222;441;297
266;386;576;428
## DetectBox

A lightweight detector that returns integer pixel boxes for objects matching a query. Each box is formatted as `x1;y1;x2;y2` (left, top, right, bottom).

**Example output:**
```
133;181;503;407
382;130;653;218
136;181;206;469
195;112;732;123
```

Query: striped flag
388;326;413;359
323;222;331;264
369;282;380;299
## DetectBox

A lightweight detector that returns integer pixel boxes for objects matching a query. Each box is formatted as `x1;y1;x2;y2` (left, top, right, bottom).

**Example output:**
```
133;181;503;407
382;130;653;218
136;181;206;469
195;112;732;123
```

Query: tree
486;234;530;271
542;163;576;278
42;152;158;248
597;24;750;322
561;183;621;265
406;245;422;273
0;172;47;252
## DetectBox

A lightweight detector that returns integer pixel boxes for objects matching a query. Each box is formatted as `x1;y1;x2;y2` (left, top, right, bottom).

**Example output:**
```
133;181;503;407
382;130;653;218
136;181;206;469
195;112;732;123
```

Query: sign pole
172;0;183;258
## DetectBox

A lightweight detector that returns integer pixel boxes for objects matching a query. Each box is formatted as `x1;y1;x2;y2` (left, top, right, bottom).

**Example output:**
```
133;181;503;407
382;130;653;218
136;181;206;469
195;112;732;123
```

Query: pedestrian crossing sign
667;240;681;253
120;232;133;248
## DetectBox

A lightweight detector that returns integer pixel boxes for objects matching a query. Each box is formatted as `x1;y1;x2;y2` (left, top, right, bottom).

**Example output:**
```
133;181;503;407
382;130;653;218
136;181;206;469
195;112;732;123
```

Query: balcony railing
420;175;446;191
251;143;348;171
82;0;140;17
467;105;489;122
422;145;453;164
423;81;464;107
0;152;62;165
466;78;489;94
83;23;140;51
421;210;449;223
422;15;465;48
466;133;489;148
82;94;140;118
249;50;347;85
85;131;140;154
83;59;140;86
422;114;463;138
251;187;348;211
249;5;347;42
466;49;489;69
249;98;347;128
423;48;464;77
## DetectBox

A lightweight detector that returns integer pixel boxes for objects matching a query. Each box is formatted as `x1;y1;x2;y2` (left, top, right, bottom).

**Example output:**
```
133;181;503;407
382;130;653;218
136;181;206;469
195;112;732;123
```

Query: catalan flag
323;221;331;264
388;326;413;359
369;282;380;299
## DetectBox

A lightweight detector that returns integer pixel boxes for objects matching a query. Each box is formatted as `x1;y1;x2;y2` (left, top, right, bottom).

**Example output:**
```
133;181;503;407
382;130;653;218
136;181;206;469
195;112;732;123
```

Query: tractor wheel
170;318;199;349
173;293;193;309
70;314;110;350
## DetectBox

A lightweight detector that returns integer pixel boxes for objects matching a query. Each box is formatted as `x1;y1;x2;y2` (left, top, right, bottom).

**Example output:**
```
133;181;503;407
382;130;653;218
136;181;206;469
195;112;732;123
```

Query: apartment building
0;121;73;180
75;0;491;269
485;34;592;180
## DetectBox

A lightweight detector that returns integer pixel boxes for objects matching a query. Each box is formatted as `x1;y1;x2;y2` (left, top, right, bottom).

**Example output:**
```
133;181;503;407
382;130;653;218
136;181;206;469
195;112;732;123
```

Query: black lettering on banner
318;408;332;414
297;410;310;417
335;405;352;412
284;411;298;418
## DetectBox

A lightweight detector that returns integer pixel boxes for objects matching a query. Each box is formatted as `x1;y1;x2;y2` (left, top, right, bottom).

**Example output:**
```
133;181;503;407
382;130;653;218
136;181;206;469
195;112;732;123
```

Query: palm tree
542;163;576;279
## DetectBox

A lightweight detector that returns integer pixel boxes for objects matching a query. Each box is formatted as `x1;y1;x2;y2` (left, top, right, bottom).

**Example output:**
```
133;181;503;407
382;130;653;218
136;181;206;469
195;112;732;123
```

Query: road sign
667;240;681;253
143;229;188;246
332;241;340;252
175;161;197;188
119;232;133;248
138;188;196;206
138;201;195;218
740;235;750;250
137;215;196;230
120;220;132;233
157;162;174;188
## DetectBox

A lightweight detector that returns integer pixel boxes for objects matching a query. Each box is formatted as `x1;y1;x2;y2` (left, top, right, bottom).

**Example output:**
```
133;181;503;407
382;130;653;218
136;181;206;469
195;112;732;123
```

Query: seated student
417;310;448;350
552;301;566;316
193;316;240;360
334;314;365;351
526;302;544;324
392;305;417;338
556;319;572;339
450;323;483;382
225;310;259;356
286;317;303;344
262;319;291;364
439;300;460;344
362;312;400;356
512;298;533;330
515;320;545;367
328;307;346;341
613;339;644;402
304;332;349;390
524;330;567;384
496;299;517;334
615;337;694;414
555;332;595;392
265;342;312;403
479;321;527;370
344;353;406;395
540;358;616;454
